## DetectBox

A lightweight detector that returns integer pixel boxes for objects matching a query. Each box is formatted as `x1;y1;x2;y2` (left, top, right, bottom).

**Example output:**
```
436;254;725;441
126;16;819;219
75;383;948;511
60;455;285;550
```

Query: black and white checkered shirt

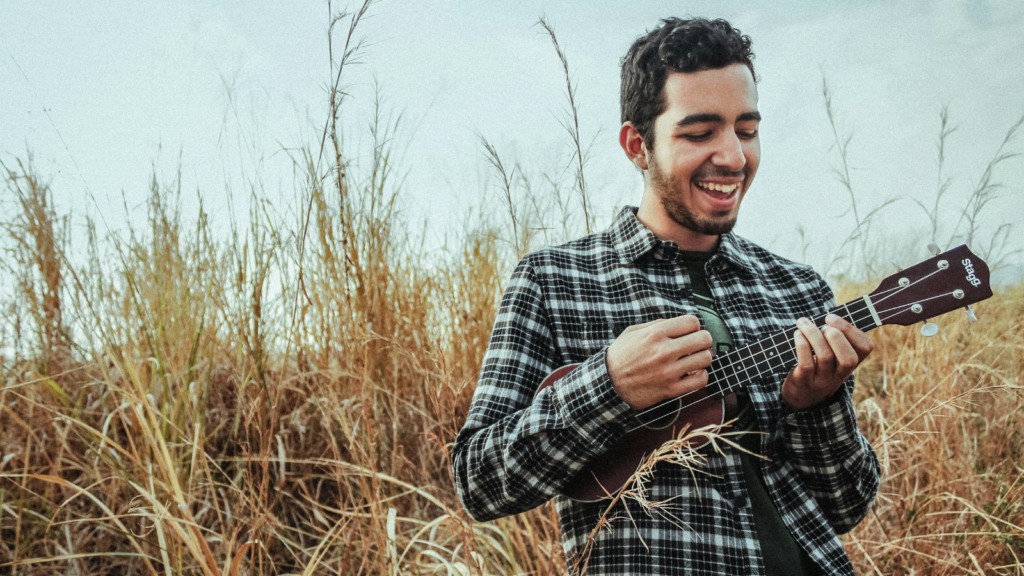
453;207;880;575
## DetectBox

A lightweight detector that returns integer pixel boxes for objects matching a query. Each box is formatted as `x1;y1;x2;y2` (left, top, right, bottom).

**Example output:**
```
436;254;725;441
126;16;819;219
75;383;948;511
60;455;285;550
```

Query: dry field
2;9;1023;576
2;145;1023;575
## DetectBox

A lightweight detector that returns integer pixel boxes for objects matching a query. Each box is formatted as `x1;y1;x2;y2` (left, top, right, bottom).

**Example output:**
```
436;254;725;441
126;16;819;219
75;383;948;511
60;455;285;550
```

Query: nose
712;131;746;172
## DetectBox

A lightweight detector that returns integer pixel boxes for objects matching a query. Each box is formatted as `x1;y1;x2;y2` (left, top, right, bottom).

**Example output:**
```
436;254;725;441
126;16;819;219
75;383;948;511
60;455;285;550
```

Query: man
453;17;880;576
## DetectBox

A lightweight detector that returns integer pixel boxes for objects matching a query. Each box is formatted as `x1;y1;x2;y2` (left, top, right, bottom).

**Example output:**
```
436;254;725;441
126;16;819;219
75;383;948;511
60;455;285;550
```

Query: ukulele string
631;304;874;422
861;284;904;300
624;301;879;430
625;268;964;432
869;267;946;306
624;294;948;433
873;290;960;318
693;263;951;413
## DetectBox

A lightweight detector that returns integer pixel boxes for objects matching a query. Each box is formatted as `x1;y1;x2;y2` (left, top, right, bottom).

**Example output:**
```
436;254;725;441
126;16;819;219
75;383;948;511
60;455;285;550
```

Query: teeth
697;181;740;193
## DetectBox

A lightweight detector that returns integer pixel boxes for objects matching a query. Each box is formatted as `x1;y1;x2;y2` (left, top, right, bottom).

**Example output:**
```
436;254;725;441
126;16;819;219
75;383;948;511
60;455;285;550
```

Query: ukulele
537;244;993;502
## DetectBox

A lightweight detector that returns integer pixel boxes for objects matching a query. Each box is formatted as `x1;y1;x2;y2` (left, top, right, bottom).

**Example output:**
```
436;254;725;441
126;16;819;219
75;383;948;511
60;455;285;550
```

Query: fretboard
704;296;879;399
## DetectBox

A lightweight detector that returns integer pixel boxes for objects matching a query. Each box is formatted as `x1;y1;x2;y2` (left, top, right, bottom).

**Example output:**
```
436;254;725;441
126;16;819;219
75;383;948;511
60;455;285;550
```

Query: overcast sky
3;0;1023;279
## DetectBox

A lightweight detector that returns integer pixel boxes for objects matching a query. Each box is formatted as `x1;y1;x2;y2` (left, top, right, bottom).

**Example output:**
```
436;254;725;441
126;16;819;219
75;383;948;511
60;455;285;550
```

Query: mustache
691;168;746;180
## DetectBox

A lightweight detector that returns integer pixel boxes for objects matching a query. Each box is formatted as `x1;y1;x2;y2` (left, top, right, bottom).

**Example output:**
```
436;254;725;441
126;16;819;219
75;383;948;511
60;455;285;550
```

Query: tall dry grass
1;9;1023;576
838;282;1024;575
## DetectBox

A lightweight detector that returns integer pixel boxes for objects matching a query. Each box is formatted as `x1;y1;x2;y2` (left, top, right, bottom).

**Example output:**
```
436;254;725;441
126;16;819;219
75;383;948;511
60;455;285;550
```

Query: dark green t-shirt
677;249;821;576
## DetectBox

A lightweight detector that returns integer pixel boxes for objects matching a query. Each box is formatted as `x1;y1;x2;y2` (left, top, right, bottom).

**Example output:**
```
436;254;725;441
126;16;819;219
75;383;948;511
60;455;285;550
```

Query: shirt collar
610;206;750;272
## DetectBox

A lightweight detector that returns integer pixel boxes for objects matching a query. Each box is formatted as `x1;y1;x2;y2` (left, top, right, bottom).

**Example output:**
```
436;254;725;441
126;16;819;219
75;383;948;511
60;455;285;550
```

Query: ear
619;122;649;171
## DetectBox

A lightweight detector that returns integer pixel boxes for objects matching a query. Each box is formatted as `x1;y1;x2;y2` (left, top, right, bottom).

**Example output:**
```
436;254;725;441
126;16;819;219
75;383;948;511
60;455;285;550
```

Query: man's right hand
606;314;713;410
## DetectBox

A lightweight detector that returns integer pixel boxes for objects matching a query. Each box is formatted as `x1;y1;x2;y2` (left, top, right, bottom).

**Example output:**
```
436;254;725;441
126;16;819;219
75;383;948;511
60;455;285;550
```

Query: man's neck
636;196;720;252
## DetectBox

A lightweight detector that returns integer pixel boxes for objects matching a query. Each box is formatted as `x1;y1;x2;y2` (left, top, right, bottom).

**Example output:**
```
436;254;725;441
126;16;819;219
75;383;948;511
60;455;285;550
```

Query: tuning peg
965;307;978;323
920;321;939;337
928;243;941;256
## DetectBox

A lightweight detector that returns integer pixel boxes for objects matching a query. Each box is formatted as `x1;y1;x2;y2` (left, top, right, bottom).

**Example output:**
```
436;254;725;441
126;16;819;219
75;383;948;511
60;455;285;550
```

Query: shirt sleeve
451;256;634;522
779;275;881;534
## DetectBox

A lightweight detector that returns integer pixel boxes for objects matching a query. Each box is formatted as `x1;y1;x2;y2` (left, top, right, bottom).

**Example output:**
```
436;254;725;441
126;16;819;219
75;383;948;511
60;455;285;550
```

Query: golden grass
1;11;1022;574
2;144;1022;575
836;283;1024;575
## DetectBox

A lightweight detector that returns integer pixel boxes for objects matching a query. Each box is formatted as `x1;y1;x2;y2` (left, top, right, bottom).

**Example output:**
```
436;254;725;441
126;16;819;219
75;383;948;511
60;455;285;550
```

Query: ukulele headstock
867;245;993;328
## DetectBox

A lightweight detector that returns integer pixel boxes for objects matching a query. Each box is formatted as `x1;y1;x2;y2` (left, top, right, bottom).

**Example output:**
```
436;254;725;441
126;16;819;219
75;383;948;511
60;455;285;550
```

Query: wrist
781;368;849;412
782;385;843;413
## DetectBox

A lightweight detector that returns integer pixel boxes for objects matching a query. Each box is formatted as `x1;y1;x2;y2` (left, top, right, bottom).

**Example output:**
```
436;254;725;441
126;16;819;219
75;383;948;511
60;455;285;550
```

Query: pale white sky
3;0;1023;280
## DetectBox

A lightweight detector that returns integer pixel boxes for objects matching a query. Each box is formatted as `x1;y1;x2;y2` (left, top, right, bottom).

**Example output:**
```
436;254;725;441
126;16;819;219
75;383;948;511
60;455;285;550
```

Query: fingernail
797;317;810;327
826;313;841;325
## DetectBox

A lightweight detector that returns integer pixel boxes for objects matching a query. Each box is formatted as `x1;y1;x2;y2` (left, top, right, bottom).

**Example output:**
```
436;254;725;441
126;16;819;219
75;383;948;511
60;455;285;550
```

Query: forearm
453;351;632;521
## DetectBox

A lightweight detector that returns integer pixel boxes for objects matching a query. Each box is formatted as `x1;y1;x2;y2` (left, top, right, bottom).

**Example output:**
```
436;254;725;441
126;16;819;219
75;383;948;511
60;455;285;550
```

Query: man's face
645;64;761;237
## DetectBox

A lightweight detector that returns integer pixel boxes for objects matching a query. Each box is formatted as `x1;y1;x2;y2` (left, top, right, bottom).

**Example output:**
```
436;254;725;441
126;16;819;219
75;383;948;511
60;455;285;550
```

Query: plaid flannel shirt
453;207;880;575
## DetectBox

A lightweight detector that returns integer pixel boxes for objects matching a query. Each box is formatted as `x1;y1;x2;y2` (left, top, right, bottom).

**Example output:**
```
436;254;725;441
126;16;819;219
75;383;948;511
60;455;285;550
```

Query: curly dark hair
621;18;756;148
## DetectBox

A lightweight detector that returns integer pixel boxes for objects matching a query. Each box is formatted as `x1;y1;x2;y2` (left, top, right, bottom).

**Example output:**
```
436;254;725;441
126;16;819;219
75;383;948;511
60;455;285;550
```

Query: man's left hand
781;313;873;411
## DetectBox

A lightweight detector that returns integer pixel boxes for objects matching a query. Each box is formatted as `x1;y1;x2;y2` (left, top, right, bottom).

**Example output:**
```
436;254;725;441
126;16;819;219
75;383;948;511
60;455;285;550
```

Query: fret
706;359;721;385
706;354;730;397
767;332;792;373
758;338;777;368
703;297;881;398
730;349;748;391
724;352;743;393
778;347;797;366
714;355;734;396
738;352;759;383
836;302;850;323
840;302;857;326
748;347;768;379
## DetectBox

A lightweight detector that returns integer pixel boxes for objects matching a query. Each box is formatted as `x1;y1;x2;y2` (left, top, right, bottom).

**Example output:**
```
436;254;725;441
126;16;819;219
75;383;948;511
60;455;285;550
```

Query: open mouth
694;180;742;195
693;179;743;209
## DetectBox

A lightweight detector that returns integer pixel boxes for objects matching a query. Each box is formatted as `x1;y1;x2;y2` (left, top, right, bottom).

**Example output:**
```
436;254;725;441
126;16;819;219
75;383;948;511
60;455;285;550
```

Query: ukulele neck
705;297;879;398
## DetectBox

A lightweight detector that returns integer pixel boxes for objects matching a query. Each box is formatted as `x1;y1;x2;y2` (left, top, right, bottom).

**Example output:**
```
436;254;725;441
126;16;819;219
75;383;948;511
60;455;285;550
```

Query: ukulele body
537;364;736;502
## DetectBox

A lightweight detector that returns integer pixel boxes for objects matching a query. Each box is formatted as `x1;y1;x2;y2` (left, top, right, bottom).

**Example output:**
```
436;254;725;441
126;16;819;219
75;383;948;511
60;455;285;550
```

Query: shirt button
718;262;729;271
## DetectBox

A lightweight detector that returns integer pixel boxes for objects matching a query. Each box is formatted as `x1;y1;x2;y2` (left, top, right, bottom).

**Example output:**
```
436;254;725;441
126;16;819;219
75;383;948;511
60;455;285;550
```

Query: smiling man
453;18;880;575
629;66;760;251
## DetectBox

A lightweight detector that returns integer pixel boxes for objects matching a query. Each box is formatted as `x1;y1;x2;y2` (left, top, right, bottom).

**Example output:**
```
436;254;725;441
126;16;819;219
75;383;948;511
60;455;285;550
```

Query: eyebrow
677;111;761;127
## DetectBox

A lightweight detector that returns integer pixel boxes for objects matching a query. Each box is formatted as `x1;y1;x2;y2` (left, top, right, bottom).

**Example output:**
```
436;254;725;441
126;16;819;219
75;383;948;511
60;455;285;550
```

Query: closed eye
681;132;712;142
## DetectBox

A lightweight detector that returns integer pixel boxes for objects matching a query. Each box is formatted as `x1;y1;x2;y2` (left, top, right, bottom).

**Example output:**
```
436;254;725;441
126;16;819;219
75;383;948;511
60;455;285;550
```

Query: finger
792;329;814;381
671;347;714;376
621;317;668;334
825;313;874;361
672;329;713;358
673;368;709;397
797;317;835;368
822;325;859;381
654;314;702;338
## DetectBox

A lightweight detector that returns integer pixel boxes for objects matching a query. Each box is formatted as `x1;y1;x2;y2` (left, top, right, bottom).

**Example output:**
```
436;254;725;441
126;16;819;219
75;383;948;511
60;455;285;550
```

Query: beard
648;156;740;236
